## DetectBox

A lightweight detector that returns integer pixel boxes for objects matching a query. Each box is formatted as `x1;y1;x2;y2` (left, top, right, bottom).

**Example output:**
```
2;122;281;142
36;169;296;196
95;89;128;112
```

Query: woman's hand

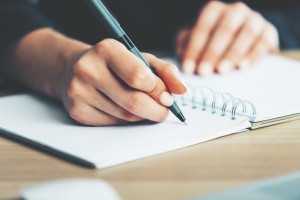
177;1;279;76
60;39;186;126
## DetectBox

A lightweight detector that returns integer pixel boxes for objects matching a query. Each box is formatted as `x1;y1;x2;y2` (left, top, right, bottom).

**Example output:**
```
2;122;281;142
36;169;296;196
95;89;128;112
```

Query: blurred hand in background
177;1;279;76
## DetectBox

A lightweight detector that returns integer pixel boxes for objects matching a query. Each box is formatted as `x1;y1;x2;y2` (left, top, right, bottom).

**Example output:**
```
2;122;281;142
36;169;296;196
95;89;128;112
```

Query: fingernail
159;92;174;107
217;59;233;74
182;59;196;74
197;61;214;76
238;59;251;69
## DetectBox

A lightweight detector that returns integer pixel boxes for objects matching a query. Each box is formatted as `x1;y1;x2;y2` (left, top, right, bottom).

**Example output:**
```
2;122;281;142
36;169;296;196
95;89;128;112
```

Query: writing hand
61;39;186;126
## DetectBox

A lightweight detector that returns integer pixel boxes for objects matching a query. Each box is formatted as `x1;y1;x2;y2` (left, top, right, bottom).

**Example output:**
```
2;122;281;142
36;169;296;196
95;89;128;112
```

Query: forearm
2;28;90;99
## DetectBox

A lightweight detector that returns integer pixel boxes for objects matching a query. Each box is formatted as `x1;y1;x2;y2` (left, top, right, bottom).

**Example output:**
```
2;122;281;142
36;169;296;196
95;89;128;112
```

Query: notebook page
0;94;250;169
165;55;300;122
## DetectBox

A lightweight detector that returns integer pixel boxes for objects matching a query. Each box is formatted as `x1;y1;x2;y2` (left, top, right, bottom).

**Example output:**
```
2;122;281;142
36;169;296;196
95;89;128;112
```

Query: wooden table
1;52;300;200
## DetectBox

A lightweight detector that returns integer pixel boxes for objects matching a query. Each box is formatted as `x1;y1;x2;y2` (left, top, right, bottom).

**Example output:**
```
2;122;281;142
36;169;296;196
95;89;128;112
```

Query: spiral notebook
0;54;299;169
168;54;300;129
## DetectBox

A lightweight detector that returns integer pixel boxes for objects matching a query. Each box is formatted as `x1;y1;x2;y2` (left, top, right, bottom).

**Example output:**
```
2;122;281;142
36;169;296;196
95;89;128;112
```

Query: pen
85;0;186;124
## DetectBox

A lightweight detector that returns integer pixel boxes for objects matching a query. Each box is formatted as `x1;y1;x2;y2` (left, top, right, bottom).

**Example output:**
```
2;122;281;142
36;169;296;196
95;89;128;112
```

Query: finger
182;1;225;74
222;12;264;70
69;79;144;122
75;50;169;122
95;39;175;107
242;24;279;68
96;39;158;93
199;2;250;75
68;101;126;126
101;73;169;122
92;91;144;122
264;23;280;53
176;28;191;56
243;42;267;69
244;27;270;66
143;53;187;95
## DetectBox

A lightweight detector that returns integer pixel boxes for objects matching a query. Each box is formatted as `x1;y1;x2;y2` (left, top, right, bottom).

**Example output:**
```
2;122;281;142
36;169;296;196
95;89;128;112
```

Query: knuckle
221;17;239;33
245;13;264;35
125;92;143;112
231;2;248;11
201;1;224;23
67;80;82;100
263;24;279;47
266;23;278;37
263;26;273;40
94;40;110;57
252;11;263;21
69;105;87;124
95;38;124;57
245;20;261;36
120;111;140;122
268;23;277;31
205;1;224;10
73;60;90;79
73;59;104;86
128;68;150;89
97;38;119;49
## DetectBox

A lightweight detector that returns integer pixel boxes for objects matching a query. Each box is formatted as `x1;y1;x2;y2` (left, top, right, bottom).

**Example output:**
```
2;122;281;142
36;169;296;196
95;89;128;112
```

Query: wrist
51;33;91;99
4;28;92;101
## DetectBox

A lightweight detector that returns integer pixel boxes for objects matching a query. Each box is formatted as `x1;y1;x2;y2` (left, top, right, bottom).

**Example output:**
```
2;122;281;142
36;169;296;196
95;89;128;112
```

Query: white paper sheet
166;54;300;122
0;94;250;169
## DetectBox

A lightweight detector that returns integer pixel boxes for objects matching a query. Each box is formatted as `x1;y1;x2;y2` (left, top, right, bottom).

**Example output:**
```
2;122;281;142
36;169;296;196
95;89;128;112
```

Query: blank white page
0;94;250;169
167;55;300;122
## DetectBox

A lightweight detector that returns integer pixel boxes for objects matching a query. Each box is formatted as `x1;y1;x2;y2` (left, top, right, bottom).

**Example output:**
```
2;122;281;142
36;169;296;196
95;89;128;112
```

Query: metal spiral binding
174;84;256;120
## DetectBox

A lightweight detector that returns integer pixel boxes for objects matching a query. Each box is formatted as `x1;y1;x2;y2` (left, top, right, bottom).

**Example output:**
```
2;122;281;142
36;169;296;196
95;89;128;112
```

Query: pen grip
118;35;155;74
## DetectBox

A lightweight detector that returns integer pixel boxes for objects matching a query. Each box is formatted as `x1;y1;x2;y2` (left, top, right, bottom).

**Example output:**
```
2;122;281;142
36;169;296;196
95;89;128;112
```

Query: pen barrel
85;0;155;74
85;0;186;123
128;45;156;74
85;0;124;38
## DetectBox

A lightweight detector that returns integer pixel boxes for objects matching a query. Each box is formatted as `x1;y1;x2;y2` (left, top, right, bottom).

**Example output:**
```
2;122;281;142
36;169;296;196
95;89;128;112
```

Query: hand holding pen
85;0;187;124
61;39;186;125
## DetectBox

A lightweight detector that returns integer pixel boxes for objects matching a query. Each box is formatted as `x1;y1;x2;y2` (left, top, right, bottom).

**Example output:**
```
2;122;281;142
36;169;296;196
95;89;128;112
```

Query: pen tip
184;121;187;125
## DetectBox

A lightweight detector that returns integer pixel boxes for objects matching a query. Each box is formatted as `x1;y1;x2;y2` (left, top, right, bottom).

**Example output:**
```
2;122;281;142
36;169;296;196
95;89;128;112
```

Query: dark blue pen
85;0;186;124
